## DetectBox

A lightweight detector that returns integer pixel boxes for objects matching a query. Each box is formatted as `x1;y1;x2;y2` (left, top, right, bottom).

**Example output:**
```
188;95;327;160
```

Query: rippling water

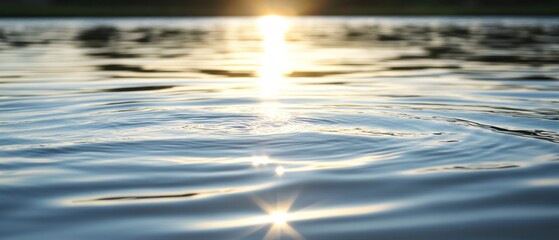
1;16;559;239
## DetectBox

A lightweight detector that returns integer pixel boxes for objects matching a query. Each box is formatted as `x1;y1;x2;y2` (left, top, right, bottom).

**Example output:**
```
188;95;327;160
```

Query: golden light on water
258;15;289;42
257;15;291;100
252;155;272;167
190;184;397;239
275;166;286;176
193;191;397;240
270;211;289;226
252;192;303;240
255;15;294;132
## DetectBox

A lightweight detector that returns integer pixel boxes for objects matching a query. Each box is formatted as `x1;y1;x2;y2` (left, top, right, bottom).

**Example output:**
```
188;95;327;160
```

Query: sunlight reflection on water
253;15;298;136
193;191;396;240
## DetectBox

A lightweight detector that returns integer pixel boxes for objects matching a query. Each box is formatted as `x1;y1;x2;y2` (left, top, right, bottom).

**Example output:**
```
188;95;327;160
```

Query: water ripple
1;17;559;240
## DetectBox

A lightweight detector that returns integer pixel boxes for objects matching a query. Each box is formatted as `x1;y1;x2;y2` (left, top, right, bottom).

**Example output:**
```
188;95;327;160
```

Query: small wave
441;117;559;143
99;85;175;93
78;192;200;202
98;64;178;73
414;163;521;174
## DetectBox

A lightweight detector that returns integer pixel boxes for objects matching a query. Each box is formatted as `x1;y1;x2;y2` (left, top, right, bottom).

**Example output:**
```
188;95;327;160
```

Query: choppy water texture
1;17;559;240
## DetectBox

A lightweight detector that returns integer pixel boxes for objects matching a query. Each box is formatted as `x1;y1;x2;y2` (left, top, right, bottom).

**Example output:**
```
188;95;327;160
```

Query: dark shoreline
1;6;559;17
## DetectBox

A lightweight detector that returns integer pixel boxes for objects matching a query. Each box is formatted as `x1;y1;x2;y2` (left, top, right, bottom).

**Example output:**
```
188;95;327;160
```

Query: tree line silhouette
1;0;558;16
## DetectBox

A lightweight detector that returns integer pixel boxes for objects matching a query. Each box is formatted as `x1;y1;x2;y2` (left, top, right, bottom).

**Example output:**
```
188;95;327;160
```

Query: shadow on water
340;24;559;66
98;64;179;73
76;26;120;48
87;51;142;58
100;85;176;92
23;21;558;80
199;69;255;78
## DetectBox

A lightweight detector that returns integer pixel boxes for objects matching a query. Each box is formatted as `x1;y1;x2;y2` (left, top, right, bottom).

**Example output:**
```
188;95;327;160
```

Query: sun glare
258;15;291;98
252;155;271;167
258;15;289;38
256;15;293;126
270;211;289;226
193;188;396;240
275;166;286;176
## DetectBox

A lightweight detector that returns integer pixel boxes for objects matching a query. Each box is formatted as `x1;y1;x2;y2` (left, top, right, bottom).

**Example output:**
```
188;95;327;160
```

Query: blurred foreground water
1;17;559;240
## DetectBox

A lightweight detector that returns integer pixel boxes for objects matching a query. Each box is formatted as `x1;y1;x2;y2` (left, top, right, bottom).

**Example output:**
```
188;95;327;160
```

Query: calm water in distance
1;16;559;240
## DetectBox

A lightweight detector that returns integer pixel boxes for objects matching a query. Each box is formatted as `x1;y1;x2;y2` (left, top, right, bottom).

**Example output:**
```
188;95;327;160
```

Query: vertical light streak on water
257;16;292;123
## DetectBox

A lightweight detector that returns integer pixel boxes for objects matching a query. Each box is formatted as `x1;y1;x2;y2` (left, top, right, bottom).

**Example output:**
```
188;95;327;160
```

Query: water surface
1;17;559;240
